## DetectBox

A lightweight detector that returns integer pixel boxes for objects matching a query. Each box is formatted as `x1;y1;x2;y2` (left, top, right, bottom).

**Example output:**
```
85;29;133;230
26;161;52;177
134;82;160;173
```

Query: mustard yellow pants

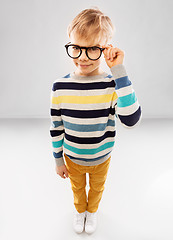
64;153;111;213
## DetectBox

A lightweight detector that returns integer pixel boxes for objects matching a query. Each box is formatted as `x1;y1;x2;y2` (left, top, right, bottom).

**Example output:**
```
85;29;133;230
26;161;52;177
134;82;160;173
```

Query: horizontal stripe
52;93;117;105
52;87;115;96
116;100;140;115
50;129;64;137
65;125;115;139
51;120;63;128
52;101;117;112
52;138;64;148
52;79;115;91
117;106;142;127
115;76;132;90
117;92;137;107
51;107;115;118
65;151;111;162
65;130;115;144
62;107;115;118
64;136;115;150
50;108;61;116
53;150;63;158
63;119;115;132
63;141;115;155
115;85;134;97
61;114;115;124
64;145;113;160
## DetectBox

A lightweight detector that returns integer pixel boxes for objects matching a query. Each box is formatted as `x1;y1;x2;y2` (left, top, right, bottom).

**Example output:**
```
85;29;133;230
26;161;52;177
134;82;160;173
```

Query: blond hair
67;6;115;44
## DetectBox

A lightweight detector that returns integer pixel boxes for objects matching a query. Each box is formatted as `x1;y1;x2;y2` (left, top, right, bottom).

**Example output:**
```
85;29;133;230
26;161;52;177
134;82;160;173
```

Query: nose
78;49;88;61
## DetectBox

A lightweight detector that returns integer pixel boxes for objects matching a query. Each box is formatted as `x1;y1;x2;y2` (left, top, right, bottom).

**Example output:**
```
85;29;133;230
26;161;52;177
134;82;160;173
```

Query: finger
64;170;68;178
113;51;117;60
60;173;65;178
111;49;118;60
108;46;116;59
103;49;108;58
115;48;124;55
102;47;108;55
102;44;113;48
110;49;114;61
63;171;67;178
111;48;122;60
102;45;115;60
107;47;113;60
102;45;111;57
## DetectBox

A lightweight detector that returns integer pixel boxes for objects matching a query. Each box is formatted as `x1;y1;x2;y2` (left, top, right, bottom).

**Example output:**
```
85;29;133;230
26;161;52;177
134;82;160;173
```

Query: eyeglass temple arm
64;41;71;47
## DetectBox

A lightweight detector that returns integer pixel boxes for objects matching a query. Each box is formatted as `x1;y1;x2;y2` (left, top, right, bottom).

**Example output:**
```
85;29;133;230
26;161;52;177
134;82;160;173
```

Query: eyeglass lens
67;46;102;60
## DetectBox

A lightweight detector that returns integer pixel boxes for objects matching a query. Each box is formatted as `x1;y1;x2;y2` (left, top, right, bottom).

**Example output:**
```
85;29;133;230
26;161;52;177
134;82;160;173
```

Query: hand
102;44;125;68
55;164;69;179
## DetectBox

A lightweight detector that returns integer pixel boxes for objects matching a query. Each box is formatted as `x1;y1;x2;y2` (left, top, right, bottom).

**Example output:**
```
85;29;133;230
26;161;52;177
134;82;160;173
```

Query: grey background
1;1;173;240
1;0;173;118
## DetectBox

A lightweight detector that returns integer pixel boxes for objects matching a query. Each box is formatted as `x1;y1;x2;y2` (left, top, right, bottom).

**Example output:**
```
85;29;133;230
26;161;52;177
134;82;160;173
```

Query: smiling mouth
79;64;91;67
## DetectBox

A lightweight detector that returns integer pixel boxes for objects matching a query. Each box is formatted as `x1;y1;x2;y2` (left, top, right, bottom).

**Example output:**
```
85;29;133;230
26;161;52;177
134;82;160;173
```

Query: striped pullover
50;64;142;167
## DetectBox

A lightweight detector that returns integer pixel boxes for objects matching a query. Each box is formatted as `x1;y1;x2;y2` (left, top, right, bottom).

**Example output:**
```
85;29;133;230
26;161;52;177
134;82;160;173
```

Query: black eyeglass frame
64;41;106;61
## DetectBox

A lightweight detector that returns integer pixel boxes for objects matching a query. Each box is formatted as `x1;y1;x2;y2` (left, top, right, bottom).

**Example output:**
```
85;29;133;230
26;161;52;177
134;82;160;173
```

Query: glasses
64;42;106;61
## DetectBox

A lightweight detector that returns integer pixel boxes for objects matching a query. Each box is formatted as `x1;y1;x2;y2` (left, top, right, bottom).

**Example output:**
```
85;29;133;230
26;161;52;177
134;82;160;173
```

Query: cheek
72;59;78;65
94;59;102;66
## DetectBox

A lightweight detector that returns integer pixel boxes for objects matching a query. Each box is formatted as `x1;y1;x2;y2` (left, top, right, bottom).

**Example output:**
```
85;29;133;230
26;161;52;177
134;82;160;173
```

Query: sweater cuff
55;157;65;167
110;64;127;79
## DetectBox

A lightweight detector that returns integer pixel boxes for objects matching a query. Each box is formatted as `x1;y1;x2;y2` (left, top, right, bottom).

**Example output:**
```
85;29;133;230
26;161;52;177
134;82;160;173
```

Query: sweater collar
70;71;108;80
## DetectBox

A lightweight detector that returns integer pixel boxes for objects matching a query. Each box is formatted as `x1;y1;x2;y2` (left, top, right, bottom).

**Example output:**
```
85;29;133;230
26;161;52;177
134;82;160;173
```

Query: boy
50;7;142;234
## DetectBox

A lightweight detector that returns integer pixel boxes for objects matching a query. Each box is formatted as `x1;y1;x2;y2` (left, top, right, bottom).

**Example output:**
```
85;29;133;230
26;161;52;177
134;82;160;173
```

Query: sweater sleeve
110;64;142;128
50;81;65;166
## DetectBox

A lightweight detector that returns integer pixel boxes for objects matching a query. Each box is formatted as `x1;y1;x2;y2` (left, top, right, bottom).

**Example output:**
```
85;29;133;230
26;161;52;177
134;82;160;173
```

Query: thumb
64;169;69;178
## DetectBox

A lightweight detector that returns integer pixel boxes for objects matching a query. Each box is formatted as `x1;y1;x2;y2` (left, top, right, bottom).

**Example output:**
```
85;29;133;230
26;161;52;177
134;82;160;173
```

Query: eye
90;47;98;51
72;46;80;50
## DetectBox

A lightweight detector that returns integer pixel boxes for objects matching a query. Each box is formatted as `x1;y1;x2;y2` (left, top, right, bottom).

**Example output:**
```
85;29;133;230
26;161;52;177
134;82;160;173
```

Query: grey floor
0;118;173;240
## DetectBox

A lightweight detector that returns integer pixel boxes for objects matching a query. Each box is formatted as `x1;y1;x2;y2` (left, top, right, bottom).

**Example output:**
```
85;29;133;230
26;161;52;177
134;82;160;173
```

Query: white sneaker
85;210;98;234
73;209;86;233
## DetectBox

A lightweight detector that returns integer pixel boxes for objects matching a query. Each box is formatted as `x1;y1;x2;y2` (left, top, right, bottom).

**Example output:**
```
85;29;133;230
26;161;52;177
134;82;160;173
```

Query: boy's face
69;33;106;76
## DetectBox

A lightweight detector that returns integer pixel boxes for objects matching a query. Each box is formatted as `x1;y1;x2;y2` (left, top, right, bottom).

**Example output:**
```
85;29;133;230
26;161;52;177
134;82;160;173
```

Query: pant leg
64;153;87;213
87;156;111;213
